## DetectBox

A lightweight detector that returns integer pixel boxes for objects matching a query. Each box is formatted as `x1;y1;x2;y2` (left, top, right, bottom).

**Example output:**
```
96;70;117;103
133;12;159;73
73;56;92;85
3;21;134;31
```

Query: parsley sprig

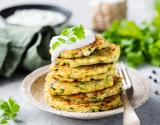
0;98;20;125
102;0;160;67
51;25;85;50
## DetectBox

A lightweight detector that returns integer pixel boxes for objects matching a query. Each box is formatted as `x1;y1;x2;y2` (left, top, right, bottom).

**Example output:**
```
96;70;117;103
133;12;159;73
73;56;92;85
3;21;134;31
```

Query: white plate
20;65;150;120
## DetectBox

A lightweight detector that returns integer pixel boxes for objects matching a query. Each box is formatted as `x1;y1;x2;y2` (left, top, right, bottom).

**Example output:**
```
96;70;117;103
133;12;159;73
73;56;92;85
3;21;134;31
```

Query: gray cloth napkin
0;25;55;77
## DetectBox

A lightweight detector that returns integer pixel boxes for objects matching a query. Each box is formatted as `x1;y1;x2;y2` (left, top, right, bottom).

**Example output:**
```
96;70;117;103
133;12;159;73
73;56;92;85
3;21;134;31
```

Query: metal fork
117;62;140;125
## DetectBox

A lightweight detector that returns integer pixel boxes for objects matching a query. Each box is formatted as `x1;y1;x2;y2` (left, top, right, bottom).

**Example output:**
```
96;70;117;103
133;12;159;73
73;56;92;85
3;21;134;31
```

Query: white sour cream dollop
50;29;95;65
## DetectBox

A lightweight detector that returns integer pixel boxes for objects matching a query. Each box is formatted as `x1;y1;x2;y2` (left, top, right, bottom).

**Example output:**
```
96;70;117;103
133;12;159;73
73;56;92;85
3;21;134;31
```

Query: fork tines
117;62;132;90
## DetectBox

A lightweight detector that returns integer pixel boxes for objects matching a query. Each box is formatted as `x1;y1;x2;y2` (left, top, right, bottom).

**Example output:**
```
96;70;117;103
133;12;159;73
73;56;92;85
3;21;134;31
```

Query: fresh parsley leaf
102;0;160;67
149;40;160;66
52;41;61;50
51;25;86;50
69;36;77;43
58;38;65;43
0;116;8;125
126;51;144;67
0;98;20;125
0;100;3;106
155;0;160;14
72;24;85;39
118;20;142;39
61;28;70;36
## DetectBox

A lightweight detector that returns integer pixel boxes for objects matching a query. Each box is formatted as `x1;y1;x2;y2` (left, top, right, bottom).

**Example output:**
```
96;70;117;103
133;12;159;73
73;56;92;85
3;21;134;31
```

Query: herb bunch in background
102;0;160;67
0;98;20;125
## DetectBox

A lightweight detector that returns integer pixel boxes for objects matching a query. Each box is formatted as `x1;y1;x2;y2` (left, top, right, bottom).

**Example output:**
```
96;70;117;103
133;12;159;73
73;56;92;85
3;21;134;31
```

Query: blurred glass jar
91;0;127;32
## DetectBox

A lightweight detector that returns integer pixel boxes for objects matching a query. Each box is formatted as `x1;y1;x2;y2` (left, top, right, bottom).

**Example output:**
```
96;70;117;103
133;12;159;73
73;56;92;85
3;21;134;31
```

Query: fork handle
123;92;141;125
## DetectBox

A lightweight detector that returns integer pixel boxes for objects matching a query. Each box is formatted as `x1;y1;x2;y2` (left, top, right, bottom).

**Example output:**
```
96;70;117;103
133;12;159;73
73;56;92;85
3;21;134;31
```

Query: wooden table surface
0;0;160;125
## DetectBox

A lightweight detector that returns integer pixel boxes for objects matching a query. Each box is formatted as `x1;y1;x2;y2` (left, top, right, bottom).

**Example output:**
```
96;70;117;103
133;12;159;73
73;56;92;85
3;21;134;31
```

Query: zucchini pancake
44;25;122;112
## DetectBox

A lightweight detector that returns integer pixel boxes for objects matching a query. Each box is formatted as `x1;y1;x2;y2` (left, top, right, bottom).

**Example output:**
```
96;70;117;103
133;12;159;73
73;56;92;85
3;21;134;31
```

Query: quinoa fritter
56;44;120;67
48;64;116;82
58;76;122;102
52;73;110;82
45;93;122;112
59;34;109;59
45;76;114;96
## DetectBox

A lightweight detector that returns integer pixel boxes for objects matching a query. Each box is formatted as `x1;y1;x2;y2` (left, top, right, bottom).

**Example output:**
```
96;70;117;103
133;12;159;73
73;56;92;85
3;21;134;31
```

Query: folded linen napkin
0;25;55;77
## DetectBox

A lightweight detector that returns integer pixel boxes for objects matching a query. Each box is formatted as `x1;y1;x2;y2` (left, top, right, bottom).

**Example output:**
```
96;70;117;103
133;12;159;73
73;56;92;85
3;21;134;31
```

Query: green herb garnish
91;109;96;112
60;89;65;94
102;0;160;67
0;98;20;125
51;25;85;50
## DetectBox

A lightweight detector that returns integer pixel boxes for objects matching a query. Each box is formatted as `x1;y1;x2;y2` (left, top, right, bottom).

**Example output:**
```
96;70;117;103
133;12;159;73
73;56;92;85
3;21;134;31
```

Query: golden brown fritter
45;76;114;96
45;93;122;112
52;73;110;82
58;76;122;102
48;64;116;82
59;34;109;58
56;44;120;67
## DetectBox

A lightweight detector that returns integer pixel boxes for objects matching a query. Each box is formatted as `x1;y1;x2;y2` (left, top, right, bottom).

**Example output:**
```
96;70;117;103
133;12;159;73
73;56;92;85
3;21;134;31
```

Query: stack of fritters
45;35;122;112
